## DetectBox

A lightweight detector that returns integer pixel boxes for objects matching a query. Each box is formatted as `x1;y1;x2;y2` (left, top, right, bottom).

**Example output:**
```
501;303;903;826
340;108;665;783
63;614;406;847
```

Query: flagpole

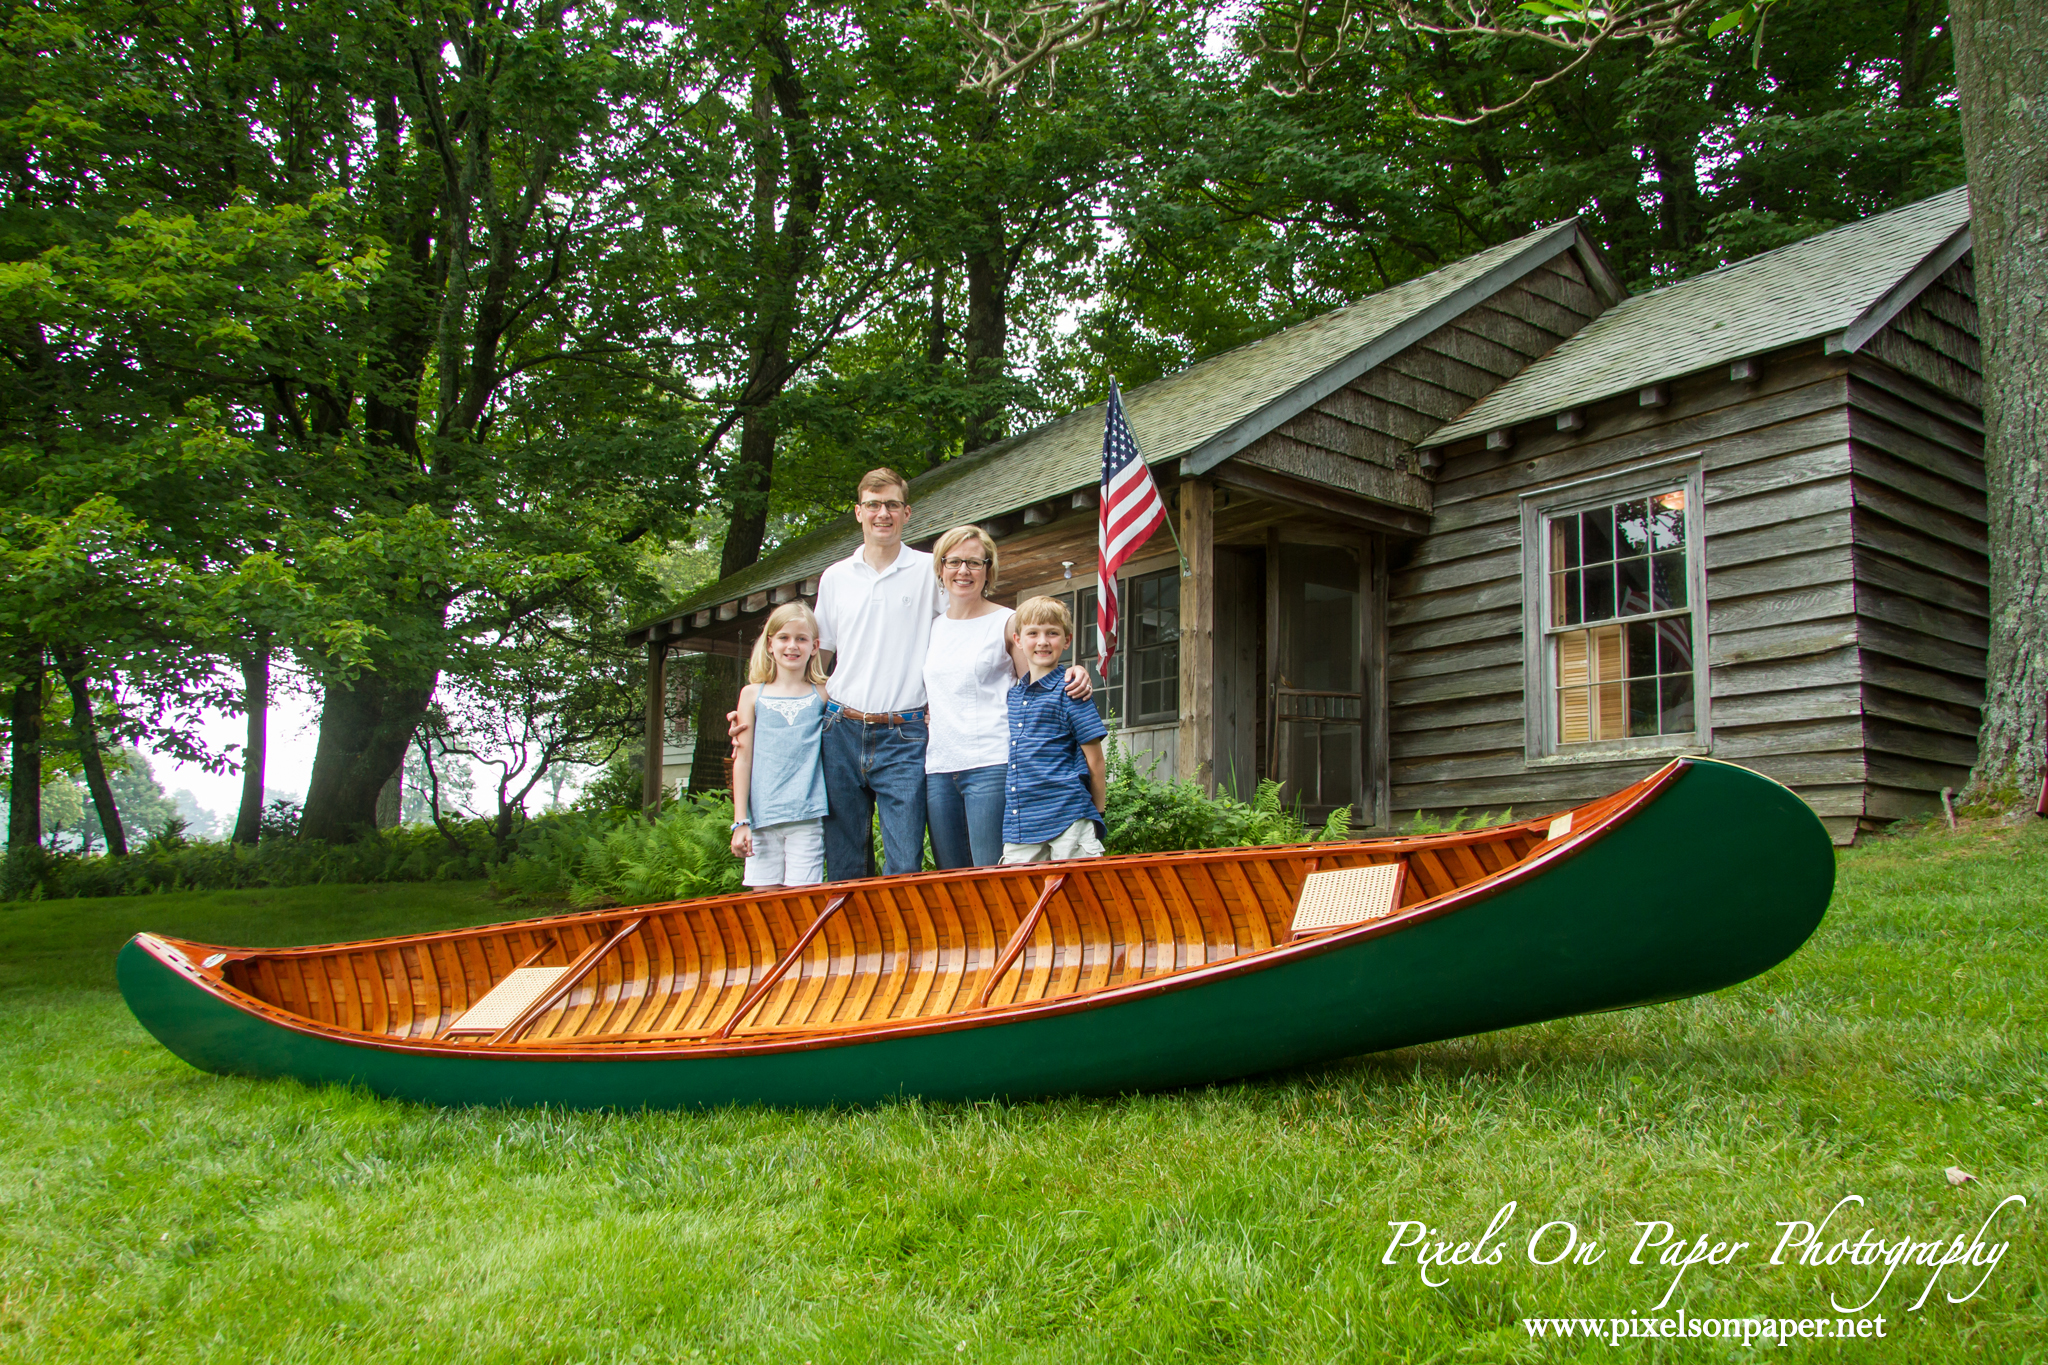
1108;375;1191;577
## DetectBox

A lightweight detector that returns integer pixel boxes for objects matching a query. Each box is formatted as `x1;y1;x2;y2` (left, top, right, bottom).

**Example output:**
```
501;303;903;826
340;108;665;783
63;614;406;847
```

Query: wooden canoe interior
214;782;1653;1051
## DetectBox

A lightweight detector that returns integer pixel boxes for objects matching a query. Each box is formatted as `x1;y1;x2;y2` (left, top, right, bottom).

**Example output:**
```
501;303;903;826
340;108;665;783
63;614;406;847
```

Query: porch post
643;637;668;816
1177;477;1216;791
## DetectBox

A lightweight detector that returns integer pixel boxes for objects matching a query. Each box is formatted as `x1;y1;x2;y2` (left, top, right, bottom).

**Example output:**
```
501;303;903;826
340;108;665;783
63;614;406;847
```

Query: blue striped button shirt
1002;670;1109;844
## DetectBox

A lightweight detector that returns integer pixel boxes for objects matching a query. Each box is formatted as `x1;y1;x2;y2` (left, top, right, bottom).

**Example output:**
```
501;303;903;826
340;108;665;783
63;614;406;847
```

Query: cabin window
1524;464;1707;757
1124;569;1180;724
1053;584;1115;720
1047;567;1178;725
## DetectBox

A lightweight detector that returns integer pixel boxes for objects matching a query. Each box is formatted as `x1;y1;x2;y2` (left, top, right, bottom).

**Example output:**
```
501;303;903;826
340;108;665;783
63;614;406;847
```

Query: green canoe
117;757;1833;1108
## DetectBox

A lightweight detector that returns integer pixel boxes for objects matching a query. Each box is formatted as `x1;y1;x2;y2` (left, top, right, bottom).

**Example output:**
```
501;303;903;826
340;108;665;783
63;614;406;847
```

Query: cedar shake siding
1392;344;1871;838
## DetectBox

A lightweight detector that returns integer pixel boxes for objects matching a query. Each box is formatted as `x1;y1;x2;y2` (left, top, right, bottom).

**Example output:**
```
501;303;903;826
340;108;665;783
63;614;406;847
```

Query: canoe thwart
444;967;572;1036
716;893;853;1039
1291;863;1407;936
976;874;1068;1010
489;916;646;1045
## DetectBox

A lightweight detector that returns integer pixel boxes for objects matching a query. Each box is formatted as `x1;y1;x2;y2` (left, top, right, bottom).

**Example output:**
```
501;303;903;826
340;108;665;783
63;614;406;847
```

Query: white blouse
923;607;1017;773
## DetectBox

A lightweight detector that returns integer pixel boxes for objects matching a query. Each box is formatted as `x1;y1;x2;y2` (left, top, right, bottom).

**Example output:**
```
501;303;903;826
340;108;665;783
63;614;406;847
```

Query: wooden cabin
625;187;1981;843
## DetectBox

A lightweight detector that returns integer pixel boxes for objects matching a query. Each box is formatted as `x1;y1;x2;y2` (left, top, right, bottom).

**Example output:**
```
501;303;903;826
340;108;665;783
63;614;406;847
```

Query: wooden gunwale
158;761;1695;1064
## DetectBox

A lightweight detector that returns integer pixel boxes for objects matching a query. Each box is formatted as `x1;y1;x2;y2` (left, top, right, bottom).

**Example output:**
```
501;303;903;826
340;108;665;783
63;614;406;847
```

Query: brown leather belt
825;699;927;725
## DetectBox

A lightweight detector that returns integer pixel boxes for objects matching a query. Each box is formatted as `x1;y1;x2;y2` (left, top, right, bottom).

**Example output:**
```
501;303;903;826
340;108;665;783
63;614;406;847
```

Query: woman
922;525;1023;868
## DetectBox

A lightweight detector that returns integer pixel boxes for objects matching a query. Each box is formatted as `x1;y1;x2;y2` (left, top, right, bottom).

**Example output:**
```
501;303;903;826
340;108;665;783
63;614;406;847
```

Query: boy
1001;597;1109;863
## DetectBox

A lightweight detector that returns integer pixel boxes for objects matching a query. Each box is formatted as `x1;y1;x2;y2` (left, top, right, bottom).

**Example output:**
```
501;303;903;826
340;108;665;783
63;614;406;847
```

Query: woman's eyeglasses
940;557;990;571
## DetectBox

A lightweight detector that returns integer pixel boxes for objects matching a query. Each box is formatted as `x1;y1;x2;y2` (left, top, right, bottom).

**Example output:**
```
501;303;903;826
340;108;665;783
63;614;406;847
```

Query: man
737;467;1090;880
809;467;943;880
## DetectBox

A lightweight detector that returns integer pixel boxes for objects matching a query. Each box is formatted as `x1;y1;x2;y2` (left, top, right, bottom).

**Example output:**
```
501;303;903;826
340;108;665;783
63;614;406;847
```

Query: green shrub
0;820;502;902
1101;737;1353;855
1398;806;1515;835
493;792;743;908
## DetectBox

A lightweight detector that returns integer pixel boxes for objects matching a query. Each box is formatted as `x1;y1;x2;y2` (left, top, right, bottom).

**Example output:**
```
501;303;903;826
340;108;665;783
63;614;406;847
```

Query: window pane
1581;507;1613;563
1651;551;1687;611
1627;620;1657;678
1551;516;1581;570
1660;673;1695;734
1657;615;1693;675
1629;677;1660;738
1616;499;1650;556
1651;491;1685;550
1583;563;1615;621
1591;624;1623;684
1594;682;1626;740
1562;569;1583;625
1558;684;1590;744
1550;571;1572;627
1617;554;1650;617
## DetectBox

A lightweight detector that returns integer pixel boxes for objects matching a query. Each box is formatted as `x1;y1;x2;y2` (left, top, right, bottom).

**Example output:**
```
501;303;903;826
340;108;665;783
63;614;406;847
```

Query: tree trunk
714;26;825;576
52;649;125;857
7;650;42;851
924;262;951;468
1952;0;2048;805
687;654;743;795
962;230;1008;454
300;673;437;842
375;772;401;829
720;406;780;578
233;643;268;845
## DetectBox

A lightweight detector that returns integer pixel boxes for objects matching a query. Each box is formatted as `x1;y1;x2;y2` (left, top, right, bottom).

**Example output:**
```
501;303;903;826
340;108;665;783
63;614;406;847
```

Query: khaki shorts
1000;818;1104;864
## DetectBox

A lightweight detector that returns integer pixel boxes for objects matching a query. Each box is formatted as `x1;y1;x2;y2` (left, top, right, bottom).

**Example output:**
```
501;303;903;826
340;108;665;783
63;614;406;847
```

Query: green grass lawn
2;828;2043;1362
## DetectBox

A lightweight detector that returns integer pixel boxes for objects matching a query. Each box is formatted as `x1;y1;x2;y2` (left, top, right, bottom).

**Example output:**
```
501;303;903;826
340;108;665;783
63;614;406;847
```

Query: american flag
1097;377;1168;669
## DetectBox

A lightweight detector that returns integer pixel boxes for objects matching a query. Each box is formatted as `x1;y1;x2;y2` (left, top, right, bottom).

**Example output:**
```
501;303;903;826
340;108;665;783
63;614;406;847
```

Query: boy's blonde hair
931;525;1000;592
747;603;829;685
1012;595;1074;637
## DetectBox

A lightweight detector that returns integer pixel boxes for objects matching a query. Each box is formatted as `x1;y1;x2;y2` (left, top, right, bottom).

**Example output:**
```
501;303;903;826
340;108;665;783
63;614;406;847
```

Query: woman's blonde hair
931;524;1000;593
747;602;829;685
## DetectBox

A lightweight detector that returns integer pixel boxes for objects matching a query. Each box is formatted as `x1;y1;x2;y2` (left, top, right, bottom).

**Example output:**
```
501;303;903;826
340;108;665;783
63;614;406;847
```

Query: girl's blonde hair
931;524;1000;593
748;602;829;685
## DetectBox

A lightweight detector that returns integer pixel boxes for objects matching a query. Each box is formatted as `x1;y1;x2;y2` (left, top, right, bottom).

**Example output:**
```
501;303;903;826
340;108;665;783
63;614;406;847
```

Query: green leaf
1707;7;1753;38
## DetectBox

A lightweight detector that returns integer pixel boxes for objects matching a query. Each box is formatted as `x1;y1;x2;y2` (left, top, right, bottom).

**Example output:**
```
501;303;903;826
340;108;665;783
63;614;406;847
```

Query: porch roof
1423;186;1973;446
632;217;1599;642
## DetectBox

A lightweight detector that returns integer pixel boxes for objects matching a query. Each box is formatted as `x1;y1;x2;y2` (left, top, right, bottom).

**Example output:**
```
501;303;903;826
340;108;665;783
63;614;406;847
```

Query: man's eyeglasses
857;499;907;514
940;556;990;571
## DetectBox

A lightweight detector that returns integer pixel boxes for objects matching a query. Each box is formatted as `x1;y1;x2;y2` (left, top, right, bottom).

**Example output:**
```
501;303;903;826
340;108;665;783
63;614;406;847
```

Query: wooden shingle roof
641;218;1599;633
1423;187;1972;446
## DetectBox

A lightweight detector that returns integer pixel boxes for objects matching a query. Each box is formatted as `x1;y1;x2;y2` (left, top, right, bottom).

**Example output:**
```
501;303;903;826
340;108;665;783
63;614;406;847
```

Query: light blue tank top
748;689;828;828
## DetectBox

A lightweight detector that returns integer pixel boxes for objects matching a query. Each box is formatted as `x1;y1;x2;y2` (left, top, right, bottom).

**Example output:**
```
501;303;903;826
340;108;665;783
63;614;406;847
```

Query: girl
730;603;830;889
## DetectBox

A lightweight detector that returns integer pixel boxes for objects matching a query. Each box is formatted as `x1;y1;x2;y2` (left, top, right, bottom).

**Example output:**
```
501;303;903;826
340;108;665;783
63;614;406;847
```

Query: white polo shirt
814;543;944;714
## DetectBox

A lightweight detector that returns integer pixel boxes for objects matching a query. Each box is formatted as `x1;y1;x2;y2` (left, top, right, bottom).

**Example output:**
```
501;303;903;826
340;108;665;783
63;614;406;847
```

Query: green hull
117;760;1833;1108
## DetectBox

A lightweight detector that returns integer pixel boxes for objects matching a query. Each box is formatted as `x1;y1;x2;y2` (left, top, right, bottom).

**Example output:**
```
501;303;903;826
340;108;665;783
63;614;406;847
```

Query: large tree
1950;0;2047;805
4;1;711;842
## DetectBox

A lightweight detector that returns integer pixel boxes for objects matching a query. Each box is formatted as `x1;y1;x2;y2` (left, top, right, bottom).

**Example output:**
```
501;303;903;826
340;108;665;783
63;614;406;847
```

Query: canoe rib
140;759;1748;1067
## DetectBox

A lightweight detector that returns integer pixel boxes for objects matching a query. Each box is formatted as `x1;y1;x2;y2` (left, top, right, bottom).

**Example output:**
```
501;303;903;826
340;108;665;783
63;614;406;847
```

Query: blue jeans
820;707;929;880
926;765;1007;869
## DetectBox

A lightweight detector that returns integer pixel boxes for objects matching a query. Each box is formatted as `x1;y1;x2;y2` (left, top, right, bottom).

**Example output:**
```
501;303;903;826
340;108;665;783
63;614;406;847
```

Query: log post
1177;478;1215;792
643;638;668;816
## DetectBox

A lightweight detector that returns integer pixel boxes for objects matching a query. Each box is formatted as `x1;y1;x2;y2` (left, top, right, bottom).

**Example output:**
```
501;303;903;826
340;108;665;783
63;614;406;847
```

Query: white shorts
1000;818;1104;865
743;818;825;887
